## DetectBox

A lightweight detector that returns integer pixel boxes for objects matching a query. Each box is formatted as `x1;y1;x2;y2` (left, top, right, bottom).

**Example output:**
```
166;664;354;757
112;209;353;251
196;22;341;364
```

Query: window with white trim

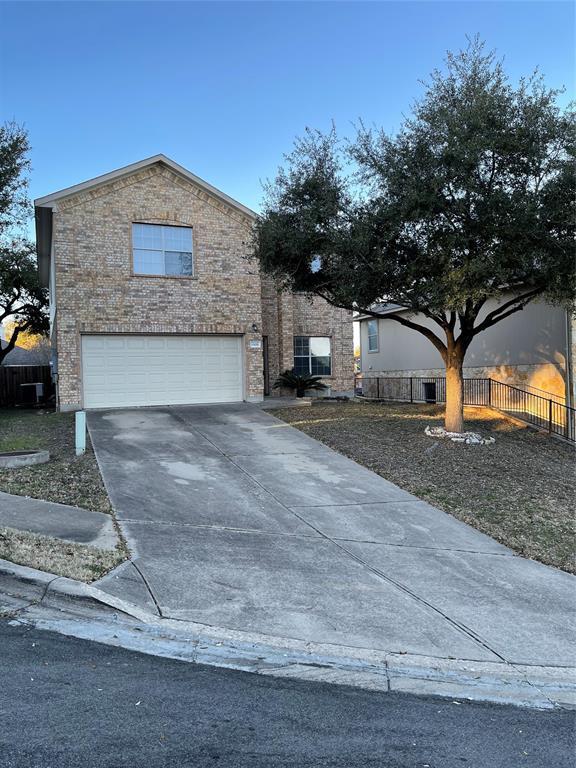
132;223;193;276
367;319;379;352
294;336;331;376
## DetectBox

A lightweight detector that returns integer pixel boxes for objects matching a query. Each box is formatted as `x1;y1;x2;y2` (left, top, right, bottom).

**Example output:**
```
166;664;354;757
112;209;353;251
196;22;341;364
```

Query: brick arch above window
130;210;195;227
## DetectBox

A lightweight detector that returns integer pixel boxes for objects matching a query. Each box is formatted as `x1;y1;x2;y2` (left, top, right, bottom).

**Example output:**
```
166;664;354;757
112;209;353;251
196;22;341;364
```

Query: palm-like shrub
273;370;328;398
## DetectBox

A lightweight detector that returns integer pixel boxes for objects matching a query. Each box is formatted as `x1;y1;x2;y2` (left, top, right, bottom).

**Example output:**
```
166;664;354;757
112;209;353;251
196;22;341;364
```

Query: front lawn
0;409;111;514
272;401;575;574
0;527;123;582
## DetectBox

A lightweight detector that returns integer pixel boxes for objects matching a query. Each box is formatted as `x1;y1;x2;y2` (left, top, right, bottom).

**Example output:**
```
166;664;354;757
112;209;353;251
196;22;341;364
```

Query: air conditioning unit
20;382;44;405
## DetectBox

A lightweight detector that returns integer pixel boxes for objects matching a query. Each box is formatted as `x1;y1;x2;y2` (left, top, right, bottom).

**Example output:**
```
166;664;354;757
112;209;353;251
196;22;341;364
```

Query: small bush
273;370;328;398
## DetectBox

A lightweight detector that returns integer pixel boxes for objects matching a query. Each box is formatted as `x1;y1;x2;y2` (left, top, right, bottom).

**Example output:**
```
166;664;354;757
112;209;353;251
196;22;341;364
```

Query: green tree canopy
254;39;575;432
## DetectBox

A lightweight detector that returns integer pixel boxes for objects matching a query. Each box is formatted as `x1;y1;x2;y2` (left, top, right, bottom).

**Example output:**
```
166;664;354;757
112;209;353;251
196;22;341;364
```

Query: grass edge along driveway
0;409;125;581
271;401;575;574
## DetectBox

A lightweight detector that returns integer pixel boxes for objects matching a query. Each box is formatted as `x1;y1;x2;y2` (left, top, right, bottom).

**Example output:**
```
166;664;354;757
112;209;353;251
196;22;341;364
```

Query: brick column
278;291;295;374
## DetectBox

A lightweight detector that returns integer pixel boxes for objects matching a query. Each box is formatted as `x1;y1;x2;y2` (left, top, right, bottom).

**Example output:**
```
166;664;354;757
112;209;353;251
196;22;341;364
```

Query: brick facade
260;279;354;396
46;161;354;408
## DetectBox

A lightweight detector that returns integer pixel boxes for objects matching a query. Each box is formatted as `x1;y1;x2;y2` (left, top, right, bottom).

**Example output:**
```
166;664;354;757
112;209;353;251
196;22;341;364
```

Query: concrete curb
0;558;152;622
1;557;575;711
0;450;50;468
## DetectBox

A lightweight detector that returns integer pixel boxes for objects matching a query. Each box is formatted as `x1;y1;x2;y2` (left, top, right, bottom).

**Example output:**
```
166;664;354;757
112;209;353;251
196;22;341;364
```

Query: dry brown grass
0;409;111;513
0;527;123;582
272;401;575;573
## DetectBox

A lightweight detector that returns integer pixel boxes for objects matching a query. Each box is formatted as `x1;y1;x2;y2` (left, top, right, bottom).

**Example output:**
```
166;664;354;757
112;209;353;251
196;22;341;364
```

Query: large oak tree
254;40;575;432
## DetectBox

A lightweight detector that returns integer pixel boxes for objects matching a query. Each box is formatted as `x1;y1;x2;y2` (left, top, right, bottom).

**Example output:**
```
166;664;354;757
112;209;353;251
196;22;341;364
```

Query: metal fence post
488;378;492;407
410;378;413;403
376;378;380;399
548;399;553;433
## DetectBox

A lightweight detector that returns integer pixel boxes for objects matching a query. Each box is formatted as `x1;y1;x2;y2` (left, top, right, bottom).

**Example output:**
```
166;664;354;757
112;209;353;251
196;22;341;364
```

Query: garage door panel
104;338;128;350
82;335;243;408
125;338;147;349
145;338;167;350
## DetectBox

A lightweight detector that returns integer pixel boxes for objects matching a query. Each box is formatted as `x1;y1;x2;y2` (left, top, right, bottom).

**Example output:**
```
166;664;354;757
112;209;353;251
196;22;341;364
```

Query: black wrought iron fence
356;374;575;443
490;380;575;442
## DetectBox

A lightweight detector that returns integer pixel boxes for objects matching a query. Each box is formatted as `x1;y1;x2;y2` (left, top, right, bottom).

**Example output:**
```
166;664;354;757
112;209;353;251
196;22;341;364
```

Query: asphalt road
0;621;573;768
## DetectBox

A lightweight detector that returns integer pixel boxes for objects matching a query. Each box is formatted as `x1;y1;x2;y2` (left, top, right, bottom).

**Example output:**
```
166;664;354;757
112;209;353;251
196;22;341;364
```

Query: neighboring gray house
356;297;575;406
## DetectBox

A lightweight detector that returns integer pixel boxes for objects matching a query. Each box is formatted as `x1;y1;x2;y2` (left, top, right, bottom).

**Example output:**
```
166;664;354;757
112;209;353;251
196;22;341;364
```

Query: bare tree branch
472;288;543;335
317;292;448;358
0;320;31;364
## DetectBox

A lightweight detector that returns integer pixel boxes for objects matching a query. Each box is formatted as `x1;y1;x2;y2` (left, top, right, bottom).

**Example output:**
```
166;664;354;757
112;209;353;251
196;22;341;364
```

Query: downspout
566;308;575;411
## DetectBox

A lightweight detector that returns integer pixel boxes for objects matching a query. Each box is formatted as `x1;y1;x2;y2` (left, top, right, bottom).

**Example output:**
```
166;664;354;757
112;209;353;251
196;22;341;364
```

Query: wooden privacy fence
0;365;54;407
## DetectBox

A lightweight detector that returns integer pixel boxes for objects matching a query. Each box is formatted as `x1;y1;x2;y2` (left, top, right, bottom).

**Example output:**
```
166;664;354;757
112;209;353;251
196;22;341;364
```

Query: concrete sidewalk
0;490;117;549
85;403;575;677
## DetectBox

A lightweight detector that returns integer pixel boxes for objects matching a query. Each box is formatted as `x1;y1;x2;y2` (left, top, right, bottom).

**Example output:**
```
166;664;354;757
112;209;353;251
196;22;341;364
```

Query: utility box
19;382;44;405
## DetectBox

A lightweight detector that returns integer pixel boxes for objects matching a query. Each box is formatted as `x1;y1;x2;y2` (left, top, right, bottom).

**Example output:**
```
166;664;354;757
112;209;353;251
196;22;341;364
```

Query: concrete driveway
88;404;575;668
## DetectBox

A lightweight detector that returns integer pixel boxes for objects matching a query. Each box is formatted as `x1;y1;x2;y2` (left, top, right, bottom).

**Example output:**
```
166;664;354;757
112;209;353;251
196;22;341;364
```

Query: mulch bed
271;401;575;574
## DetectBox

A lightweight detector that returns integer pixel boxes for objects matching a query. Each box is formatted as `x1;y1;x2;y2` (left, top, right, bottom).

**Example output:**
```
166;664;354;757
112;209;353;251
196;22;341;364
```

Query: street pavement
1;619;573;768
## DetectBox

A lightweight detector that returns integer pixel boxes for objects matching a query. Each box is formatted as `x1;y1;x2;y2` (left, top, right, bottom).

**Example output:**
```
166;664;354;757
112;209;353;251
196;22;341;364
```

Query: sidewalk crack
131;561;163;618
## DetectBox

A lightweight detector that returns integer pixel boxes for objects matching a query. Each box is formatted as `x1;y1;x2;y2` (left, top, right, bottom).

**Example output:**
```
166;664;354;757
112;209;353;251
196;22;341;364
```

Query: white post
75;411;86;456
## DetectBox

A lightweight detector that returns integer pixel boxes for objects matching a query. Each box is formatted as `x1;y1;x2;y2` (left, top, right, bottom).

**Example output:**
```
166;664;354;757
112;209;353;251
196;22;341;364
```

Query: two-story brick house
34;155;354;410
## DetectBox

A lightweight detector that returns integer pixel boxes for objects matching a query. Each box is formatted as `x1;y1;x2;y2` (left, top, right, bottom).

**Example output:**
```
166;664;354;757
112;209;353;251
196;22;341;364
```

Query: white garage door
81;335;243;408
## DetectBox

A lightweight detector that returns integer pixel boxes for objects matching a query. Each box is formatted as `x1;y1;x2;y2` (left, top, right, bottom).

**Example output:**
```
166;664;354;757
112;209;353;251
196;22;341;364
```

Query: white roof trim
34;154;257;219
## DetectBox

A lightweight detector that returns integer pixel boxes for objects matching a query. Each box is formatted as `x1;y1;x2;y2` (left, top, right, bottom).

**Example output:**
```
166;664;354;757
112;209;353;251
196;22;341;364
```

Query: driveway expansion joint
121;519;323;538
129;560;163;617
329;537;517;556
206;439;507;662
83;405;575;690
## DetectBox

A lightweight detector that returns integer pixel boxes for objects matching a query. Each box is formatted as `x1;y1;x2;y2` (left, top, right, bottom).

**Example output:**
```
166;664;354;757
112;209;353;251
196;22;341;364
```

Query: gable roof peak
34;154;257;219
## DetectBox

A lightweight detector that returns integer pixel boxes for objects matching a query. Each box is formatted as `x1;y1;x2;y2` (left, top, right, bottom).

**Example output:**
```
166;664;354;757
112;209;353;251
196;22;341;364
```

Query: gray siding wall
359;299;567;374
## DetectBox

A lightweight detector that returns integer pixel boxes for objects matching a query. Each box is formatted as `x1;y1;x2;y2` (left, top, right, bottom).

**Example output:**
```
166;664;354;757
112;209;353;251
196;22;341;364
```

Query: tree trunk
0;325;24;366
445;354;464;433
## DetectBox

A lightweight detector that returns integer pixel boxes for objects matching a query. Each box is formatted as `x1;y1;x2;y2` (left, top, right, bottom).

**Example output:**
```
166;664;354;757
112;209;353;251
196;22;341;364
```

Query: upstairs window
367;319;379;352
132;223;193;276
294;336;331;376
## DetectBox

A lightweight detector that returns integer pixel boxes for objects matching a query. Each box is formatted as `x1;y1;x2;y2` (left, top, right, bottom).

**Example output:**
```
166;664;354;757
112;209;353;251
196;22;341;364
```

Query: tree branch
420;307;450;330
0;290;21;323
316;291;448;359
0;321;29;364
472;289;543;335
0;304;29;323
385;313;448;358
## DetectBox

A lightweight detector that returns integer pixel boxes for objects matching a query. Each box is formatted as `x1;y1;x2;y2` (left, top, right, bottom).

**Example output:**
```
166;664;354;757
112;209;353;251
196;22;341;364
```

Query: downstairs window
294;336;331;376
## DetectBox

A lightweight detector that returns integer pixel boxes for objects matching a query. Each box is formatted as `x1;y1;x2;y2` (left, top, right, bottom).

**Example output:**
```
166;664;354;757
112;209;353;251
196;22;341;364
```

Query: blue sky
0;1;574;214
